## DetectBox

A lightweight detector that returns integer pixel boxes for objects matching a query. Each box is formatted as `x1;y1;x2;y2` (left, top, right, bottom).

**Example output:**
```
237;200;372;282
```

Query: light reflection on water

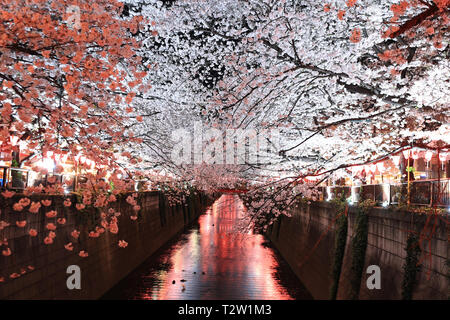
103;195;312;300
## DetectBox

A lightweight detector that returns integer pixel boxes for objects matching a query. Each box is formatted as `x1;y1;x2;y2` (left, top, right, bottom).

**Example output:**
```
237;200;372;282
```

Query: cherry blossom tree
0;0;152;170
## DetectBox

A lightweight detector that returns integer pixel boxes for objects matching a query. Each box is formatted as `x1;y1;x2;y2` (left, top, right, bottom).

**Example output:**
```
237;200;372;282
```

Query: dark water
102;195;312;300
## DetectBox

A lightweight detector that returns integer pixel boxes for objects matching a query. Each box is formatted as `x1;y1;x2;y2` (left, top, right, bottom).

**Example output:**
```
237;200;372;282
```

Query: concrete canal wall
267;201;449;300
0;191;210;299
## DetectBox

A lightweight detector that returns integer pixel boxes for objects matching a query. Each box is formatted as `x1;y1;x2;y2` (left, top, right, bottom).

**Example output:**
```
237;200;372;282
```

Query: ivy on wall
349;199;373;300
401;233;422;300
329;195;348;300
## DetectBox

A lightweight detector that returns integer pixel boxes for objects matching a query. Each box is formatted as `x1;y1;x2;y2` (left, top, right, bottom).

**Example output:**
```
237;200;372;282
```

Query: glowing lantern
369;164;376;173
439;153;448;170
402;149;410;159
411;149;419;160
425;151;433;162
391;156;400;166
376;162;385;172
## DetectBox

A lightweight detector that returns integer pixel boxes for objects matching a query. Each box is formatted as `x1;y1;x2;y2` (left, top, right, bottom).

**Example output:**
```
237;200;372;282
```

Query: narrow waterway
103;194;312;300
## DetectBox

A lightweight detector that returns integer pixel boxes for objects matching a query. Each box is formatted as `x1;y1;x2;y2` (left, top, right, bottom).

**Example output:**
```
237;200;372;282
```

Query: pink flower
133;205;141;212
71;229;80;239
27;265;34;271
95;226;105;234
16;220;27;228
41;199;52;207
9;273;20;279
29;229;38;237
2;248;11;256
130;215;138;221
48;231;56;239
63;199;71;207
13;203;24;211
109;223;118;234
118;240;128;248
101;220;109;229
29;201;41;213
57;218;66;225
2;190;15;198
88;231;99;238
76;203;85;210
79;250;88;258
46;223;56;231
64;242;74;251
19;197;30;206
44;236;53;245
46;210;57;218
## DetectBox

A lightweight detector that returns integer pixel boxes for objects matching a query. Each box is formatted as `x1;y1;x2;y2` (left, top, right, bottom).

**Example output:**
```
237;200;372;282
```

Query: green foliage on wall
401;233;422;300
349;199;373;299
329;198;348;300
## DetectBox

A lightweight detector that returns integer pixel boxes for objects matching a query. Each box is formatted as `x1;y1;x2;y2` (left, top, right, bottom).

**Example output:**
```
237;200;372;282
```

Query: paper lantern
391;156;400;166
425;151;433;162
376;162;385;172
411;149;419;160
402;149;410;159
439;153;447;162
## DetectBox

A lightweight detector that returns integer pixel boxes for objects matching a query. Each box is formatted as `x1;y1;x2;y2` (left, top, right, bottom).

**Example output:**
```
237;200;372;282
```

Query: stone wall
0;191;210;299
267;202;448;300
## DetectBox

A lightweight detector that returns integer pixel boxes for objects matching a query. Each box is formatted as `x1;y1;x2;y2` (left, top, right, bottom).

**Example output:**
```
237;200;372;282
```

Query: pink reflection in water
104;195;311;300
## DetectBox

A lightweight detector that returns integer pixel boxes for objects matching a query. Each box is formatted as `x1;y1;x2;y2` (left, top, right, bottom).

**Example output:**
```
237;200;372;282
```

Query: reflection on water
103;195;312;300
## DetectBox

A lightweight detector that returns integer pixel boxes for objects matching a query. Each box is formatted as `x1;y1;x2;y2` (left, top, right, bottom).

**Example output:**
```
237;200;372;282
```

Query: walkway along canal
103;194;312;300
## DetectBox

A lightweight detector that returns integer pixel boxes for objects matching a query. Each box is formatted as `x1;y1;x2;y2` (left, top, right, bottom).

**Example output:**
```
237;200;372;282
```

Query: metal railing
320;179;450;207
0;166;29;190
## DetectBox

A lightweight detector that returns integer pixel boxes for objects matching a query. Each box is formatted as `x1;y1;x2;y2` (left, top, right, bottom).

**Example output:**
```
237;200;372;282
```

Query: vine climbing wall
268;201;448;300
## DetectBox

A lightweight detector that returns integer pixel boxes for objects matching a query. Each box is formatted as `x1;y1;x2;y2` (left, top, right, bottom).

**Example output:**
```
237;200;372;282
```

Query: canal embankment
267;201;448;300
0;191;211;299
